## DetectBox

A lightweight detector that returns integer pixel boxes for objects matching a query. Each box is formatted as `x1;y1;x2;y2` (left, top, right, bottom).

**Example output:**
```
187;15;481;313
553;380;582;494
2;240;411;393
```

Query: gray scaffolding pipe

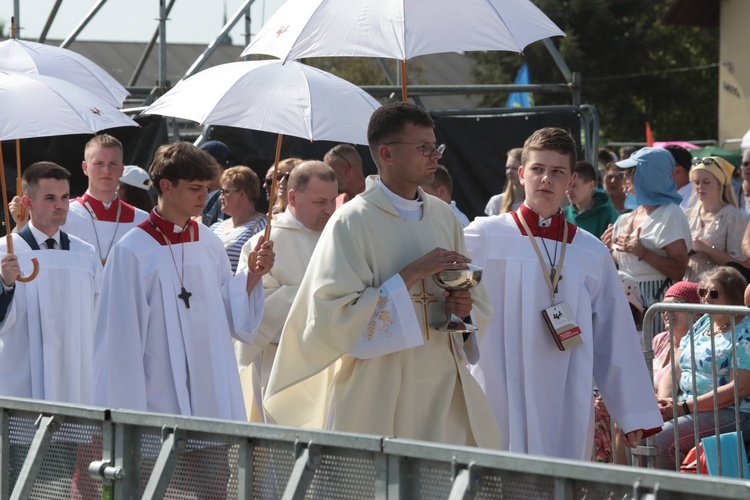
128;0;177;87
60;0;109;48
360;82;573;97
158;0;168;89
38;0;64;43
180;0;257;84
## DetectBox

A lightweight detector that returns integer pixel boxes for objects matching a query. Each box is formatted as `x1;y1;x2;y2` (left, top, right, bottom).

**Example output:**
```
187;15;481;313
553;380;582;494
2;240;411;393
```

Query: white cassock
465;207;663;460
263;177;501;448
92;216;263;420
235;211;322;422
0;233;100;404
63;195;148;265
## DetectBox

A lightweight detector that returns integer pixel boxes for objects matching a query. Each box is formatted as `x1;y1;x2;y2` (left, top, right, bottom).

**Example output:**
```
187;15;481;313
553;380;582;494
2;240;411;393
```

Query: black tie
44;238;56;250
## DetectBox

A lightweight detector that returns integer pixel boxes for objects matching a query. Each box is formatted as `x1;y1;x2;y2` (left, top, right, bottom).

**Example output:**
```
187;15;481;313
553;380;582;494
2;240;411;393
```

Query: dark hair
521;128;577;172
22;161;71;194
665;145;693;172
573;161;598;183
149;142;219;196
598;148;615;166
367;102;434;156
289;161;337;192
428;164;453;195
117;183;155;212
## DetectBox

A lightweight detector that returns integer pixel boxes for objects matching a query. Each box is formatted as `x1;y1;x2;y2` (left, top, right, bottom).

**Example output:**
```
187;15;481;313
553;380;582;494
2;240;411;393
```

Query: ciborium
432;264;483;333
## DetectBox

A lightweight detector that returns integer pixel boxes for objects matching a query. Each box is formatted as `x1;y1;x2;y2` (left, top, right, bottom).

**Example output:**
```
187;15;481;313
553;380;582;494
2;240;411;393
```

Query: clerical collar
511;203;576;243
77;192;136;224
138;209;200;245
377;177;424;222
283;210;312;232
28;222;61;249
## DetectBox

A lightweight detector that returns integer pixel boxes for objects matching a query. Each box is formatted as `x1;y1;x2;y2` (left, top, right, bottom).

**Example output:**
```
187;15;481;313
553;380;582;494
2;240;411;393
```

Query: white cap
120;165;150;191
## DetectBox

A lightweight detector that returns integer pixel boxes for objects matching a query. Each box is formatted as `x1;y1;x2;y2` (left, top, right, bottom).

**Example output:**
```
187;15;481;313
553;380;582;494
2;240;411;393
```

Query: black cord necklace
536;211;564;292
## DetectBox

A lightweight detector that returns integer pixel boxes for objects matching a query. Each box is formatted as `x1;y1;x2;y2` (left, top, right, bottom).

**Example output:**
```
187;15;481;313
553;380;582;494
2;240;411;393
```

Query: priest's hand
9;196;28;230
399;247;470;290
443;289;473;318
1;253;20;287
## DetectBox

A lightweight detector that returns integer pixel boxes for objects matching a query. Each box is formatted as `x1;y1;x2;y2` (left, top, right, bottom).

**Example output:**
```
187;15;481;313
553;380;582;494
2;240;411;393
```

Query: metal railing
642;302;750;477
2;397;749;500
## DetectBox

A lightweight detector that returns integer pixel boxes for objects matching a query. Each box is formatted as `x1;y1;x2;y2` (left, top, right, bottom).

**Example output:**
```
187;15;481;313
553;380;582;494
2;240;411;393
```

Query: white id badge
541;302;583;351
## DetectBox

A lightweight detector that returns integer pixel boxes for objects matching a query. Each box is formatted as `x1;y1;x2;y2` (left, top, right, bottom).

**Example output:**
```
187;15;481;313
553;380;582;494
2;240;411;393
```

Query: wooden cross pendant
178;286;192;308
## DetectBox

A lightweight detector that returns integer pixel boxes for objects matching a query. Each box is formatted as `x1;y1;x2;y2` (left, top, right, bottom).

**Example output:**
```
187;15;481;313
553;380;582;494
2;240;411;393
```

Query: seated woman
652;281;701;390
683;156;748;283
210;166;267;273
655;266;750;469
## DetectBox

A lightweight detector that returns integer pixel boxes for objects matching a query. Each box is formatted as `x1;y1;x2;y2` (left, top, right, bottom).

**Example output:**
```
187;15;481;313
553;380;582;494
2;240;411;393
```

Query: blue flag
506;63;533;108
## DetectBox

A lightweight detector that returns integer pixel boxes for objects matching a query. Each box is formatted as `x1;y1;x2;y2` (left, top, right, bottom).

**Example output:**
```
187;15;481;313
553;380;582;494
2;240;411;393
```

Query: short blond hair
84;134;123;160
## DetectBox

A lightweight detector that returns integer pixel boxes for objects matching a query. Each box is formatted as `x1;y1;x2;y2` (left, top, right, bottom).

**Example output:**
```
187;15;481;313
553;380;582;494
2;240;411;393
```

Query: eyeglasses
327;149;352;169
616;168;635;179
698;288;721;300
386;141;446;157
219;187;240;196
742;161;750;167
276;172;291;182
692;157;719;168
263;177;273;187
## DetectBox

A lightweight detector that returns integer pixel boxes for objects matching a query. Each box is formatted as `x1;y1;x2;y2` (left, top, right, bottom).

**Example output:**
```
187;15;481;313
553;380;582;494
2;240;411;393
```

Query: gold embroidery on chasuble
411;279;439;340
366;294;394;340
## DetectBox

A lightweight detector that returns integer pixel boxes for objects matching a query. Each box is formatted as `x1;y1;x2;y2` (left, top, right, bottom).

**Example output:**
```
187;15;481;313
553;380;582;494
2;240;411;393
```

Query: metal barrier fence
642;303;750;477
2;397;749;500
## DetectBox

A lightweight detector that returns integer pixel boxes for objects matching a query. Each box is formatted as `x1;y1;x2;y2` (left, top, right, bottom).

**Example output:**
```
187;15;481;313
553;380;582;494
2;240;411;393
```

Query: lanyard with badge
517;211;583;351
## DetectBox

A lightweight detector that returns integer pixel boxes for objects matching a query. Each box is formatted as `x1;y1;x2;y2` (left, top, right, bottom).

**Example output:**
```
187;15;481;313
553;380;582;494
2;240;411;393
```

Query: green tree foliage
470;0;719;142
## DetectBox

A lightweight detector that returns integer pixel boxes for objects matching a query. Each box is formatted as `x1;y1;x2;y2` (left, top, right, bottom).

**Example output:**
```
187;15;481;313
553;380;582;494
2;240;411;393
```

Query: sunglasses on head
692;157;719;168
698;288;720;299
328;149;352;169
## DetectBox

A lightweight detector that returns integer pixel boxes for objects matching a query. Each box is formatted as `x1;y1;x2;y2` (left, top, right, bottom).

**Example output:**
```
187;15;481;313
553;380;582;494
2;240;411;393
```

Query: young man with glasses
323;144;366;208
263;102;501;449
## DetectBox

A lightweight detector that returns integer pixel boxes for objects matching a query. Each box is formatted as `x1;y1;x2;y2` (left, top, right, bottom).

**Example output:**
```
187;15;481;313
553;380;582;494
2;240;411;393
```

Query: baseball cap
119;165;151;191
615;147;675;175
199;140;232;167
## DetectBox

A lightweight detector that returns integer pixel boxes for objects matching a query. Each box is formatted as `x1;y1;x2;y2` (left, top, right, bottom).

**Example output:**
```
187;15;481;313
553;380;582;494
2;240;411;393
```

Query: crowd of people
2;102;750;476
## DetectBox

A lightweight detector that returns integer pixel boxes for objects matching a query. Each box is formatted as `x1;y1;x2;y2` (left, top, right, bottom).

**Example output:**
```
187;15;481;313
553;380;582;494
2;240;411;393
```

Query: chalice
432;263;483;333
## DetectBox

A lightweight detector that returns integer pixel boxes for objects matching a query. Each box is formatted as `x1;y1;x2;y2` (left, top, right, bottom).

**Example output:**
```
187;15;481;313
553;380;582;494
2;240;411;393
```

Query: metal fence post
0;409;9;500
114;422;140;500
237;438;254;500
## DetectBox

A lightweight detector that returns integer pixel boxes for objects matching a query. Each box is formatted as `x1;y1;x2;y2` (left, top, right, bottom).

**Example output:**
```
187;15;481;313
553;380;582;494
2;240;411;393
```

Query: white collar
377;177;424;222
85;190;118;210
283;209;313;232
29;222;61;249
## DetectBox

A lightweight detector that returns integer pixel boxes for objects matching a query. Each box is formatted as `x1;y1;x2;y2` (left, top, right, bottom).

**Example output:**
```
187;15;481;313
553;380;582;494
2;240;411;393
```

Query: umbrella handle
249;134;283;274
5;235;40;283
15;179;25;223
16;257;40;283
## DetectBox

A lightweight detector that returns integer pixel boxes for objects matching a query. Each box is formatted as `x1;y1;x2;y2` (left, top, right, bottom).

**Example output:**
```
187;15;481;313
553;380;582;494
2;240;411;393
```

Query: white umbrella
0;71;138;281
143;59;380;269
143;59;379;145
0;71;139;141
241;0;564;99
0;38;129;108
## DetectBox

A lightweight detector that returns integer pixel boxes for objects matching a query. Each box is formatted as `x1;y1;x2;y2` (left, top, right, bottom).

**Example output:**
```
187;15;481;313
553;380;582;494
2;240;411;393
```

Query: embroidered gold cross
411;279;439;340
